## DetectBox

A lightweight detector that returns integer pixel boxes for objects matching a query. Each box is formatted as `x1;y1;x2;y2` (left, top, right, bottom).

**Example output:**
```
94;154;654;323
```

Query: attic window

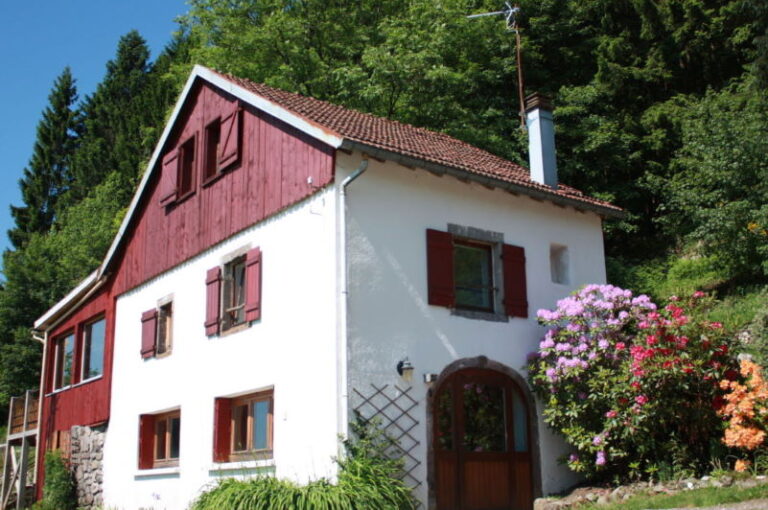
550;244;570;285
203;118;221;183
178;136;196;198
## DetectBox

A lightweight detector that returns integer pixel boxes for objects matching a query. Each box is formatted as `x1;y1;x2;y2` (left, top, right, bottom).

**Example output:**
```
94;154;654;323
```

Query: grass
580;483;768;509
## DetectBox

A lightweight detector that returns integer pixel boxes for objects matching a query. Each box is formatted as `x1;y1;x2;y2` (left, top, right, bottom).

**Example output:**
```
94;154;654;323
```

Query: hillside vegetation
0;0;766;420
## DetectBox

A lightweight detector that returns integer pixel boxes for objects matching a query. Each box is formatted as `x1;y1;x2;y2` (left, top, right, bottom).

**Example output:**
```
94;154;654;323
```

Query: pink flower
605;410;618;418
615;342;626;351
596;451;606;466
635;395;648;406
693;291;705;298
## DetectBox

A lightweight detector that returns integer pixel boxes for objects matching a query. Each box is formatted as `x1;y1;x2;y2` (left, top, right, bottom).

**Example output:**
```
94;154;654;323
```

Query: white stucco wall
103;191;341;510
340;152;608;504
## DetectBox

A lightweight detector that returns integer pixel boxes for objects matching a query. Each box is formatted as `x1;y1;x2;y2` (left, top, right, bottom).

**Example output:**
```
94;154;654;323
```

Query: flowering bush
720;359;768;453
528;285;736;480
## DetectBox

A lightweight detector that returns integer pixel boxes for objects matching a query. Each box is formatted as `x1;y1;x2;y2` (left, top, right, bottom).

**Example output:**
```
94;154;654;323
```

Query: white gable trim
34;270;100;330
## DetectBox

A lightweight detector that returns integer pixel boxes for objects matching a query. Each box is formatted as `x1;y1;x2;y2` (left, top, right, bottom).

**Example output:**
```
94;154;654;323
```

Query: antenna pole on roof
467;2;526;129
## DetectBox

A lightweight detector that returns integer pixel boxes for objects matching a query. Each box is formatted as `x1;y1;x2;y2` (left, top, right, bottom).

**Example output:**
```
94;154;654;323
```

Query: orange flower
720;360;768;450
735;459;751;472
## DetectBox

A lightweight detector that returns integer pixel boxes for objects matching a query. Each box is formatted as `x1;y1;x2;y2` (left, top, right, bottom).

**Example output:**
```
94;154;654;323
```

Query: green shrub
38;450;76;510
191;419;415;510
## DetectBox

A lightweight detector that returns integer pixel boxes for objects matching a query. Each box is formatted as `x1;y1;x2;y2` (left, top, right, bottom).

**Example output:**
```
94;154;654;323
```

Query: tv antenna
467;2;526;129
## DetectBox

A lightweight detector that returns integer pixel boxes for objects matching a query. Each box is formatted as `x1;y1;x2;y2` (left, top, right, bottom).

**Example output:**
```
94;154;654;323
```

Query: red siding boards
111;82;334;296
36;284;115;499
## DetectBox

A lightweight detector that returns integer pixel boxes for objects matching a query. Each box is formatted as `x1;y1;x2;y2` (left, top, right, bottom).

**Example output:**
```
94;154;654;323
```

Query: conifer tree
8;67;80;249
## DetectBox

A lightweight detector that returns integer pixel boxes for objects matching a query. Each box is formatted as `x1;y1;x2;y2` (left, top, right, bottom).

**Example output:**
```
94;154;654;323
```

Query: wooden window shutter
503;244;528;318
159;150;180;206
205;267;222;336
140;309;158;359
245;247;262;322
426;229;455;307
138;414;156;469
213;398;232;462
218;107;242;171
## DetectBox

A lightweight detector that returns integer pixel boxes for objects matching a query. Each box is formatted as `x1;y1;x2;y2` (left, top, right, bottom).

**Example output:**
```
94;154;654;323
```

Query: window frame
229;390;274;461
52;331;75;391
156;301;173;357
176;134;197;201
202;117;222;186
221;255;247;332
152;410;181;468
80;315;106;382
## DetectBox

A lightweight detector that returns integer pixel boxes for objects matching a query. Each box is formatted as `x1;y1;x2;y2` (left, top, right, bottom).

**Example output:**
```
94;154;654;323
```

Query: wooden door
434;368;533;510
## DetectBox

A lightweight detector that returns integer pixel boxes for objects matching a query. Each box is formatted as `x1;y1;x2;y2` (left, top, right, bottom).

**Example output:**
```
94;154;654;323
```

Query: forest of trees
0;0;765;419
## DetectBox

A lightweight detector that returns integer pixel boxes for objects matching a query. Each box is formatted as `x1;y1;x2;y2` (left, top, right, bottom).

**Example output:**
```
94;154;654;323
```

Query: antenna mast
467;2;526;129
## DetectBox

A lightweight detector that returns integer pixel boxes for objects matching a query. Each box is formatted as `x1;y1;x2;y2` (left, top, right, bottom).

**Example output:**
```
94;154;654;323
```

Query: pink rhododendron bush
527;284;738;480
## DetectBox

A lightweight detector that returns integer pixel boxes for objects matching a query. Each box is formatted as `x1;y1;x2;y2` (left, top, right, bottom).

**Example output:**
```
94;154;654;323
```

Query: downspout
337;158;368;451
32;330;47;485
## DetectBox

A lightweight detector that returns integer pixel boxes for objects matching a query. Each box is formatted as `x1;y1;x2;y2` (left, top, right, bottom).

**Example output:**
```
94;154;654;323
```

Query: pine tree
8;67;80;248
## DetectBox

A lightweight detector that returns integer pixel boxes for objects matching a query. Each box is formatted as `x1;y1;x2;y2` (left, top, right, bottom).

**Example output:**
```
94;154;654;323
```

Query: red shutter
218;107;241;170
426;229;455;307
159;150;179;206
213;398;232;462
205;267;222;336
503;244;528;318
245;247;262;322
140;309;158;359
138;414;155;469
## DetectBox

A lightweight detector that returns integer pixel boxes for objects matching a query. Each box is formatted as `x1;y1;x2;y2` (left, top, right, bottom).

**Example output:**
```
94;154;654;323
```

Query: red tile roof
212;70;622;215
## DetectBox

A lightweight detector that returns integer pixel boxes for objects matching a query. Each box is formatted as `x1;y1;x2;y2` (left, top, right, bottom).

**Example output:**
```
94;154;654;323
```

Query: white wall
340;151;607;503
103;190;340;510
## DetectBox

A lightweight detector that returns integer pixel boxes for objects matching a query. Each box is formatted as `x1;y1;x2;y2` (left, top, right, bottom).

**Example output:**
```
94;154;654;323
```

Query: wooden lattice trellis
352;383;422;492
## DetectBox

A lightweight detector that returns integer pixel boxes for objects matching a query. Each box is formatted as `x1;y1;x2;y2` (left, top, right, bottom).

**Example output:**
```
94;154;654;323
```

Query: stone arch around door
426;356;542;510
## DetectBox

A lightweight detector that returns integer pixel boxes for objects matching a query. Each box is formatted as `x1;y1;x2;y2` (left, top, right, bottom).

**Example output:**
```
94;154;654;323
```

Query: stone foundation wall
69;425;105;509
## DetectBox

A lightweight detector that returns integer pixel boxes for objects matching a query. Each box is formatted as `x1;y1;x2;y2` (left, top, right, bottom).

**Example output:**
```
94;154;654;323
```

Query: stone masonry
69;425;105;509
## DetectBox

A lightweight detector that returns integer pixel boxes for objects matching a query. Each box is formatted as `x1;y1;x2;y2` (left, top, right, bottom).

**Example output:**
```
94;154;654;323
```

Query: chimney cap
525;92;553;113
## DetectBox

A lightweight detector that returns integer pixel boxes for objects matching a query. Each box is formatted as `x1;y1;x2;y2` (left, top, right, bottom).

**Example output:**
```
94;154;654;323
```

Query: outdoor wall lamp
396;358;414;383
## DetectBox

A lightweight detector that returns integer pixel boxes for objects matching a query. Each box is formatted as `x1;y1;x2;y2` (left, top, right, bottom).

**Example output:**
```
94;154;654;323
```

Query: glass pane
84;319;105;379
462;382;506;452
233;404;248;452
170;417;181;459
62;334;75;387
156;420;167;460
157;304;172;355
253;400;269;450
512;390;528;452
454;243;493;311
436;388;453;450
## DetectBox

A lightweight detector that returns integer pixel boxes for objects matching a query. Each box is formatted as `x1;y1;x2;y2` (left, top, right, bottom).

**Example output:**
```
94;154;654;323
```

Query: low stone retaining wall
535;474;768;509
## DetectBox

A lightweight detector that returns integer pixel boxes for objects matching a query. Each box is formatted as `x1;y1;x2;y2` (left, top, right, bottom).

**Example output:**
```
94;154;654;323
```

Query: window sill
451;308;509;323
218;322;250;338
134;466;181;479
209;458;275;473
201;171;225;188
75;374;103;387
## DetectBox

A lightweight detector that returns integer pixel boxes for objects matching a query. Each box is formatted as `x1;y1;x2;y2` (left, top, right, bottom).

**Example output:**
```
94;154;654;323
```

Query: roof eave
340;140;625;219
34;270;103;332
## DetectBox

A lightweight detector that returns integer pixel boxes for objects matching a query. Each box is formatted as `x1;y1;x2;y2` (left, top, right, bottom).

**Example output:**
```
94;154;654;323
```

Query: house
32;65;622;510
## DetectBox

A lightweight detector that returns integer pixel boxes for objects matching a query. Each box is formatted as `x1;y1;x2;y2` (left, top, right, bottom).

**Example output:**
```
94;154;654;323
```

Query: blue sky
0;0;188;264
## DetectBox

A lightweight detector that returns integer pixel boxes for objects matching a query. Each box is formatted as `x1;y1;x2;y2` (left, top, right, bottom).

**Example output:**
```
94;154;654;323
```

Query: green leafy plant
37;450;77;510
191;417;415;510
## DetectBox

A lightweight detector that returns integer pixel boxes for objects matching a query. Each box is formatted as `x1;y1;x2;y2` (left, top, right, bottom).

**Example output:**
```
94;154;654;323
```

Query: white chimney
525;93;558;189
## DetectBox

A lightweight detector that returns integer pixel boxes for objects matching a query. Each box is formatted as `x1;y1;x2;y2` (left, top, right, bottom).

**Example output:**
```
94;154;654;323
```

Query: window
453;240;494;312
426;226;528;319
222;256;246;331
213;390;273;462
81;317;106;381
550;244;570;285
203;118;221;182
205;247;262;336
157;302;173;356
53;333;75;390
141;300;173;359
139;410;181;469
178;136;196;197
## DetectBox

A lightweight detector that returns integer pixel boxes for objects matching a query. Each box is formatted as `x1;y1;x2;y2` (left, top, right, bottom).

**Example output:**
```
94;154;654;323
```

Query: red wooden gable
111;82;335;296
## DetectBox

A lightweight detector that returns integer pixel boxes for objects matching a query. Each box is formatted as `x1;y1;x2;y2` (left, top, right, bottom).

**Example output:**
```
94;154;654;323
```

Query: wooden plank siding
36;81;336;499
111;82;335;296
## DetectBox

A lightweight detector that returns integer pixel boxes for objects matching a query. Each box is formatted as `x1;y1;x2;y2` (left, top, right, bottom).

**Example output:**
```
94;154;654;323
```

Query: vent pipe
525;93;558;189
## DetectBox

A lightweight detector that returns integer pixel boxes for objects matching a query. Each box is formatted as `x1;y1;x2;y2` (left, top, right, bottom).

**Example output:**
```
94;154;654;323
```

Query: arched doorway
432;367;534;510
